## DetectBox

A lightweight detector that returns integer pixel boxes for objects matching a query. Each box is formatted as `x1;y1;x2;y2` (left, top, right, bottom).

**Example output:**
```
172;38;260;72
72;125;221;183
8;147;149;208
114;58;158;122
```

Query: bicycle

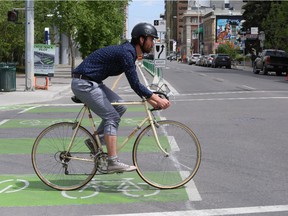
31;92;201;191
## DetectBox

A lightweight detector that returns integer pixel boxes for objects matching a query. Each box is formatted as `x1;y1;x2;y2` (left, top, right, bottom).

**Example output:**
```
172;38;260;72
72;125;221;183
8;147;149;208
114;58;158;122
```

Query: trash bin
0;63;16;92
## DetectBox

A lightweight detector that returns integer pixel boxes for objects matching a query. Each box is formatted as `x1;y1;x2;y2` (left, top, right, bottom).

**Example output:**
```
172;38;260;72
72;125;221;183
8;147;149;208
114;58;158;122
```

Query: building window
192;32;198;39
191;17;198;23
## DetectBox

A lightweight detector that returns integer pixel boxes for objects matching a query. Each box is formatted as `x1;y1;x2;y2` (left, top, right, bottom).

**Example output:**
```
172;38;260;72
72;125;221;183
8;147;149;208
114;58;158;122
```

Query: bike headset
131;23;158;53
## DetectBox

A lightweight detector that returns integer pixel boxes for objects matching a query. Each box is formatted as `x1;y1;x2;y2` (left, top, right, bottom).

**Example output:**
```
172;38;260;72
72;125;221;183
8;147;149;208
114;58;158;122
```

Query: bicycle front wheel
31;122;97;191
133;120;201;189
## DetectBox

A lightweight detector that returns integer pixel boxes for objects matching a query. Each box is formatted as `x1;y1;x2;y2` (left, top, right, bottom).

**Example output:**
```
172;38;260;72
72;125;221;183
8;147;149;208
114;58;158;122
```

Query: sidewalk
0;64;73;107
0;61;145;107
232;62;253;71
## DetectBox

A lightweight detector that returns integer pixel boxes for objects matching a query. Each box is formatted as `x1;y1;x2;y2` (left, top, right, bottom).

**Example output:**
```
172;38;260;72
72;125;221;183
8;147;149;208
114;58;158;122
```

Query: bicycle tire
31;122;98;191
133;120;201;189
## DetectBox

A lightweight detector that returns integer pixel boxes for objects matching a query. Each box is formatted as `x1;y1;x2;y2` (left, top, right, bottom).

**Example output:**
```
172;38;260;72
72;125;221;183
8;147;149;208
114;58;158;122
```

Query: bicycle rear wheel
31;122;97;191
133;120;201;189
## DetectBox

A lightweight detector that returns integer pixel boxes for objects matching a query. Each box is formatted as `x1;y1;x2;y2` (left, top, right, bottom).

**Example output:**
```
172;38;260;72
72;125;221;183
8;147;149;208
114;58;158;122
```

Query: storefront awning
194;27;203;34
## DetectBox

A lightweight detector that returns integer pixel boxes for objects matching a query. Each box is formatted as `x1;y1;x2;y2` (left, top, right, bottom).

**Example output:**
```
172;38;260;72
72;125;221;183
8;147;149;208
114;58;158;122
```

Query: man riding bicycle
71;23;170;173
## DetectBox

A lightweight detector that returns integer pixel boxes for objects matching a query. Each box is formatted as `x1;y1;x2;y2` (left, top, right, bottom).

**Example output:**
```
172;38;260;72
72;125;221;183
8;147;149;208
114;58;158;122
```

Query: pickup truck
253;49;288;76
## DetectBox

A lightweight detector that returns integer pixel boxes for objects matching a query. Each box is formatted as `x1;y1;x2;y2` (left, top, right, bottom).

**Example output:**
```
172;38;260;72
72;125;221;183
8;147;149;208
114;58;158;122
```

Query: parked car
253;49;288;76
211;54;231;69
204;54;215;67
196;55;206;66
188;53;201;65
167;52;177;61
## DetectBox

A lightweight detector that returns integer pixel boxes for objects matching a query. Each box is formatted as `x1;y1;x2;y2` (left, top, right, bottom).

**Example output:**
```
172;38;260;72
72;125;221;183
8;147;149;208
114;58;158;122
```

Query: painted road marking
18;105;42;114
173;96;288;102
237;85;256;91
180;171;202;201
0;175;188;206
179;90;288;96
0;119;9;126
160;117;201;202
0;179;29;193
94;205;288;216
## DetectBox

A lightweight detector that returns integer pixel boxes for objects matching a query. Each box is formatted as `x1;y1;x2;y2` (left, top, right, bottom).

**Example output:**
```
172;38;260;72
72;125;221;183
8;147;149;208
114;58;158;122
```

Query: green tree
0;0;128;68
76;1;128;58
36;0;128;69
0;1;25;64
262;1;288;51
217;42;240;60
241;1;272;33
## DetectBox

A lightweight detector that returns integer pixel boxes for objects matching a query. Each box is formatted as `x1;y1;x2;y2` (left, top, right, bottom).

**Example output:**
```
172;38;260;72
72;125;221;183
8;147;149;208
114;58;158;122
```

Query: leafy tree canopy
242;1;288;52
0;0;129;65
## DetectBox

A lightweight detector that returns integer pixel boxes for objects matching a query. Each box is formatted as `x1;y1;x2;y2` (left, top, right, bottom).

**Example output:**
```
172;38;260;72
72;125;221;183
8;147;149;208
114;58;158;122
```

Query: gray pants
71;78;127;136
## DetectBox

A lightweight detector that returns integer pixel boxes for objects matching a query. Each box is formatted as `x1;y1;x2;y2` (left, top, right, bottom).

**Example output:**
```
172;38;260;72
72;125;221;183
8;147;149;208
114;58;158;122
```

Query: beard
142;46;152;53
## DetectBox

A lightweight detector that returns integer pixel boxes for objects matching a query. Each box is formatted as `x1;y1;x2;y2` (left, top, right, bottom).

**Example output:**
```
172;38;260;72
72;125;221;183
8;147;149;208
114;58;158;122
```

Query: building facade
165;0;246;59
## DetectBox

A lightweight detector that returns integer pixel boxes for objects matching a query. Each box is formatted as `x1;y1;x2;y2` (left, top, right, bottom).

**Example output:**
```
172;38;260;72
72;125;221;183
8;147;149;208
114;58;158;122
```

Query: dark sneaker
84;139;96;154
107;159;136;173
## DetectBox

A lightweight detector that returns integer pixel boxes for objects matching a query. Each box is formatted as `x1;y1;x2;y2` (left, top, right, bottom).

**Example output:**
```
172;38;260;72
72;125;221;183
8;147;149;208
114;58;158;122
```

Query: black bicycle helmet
131;22;159;39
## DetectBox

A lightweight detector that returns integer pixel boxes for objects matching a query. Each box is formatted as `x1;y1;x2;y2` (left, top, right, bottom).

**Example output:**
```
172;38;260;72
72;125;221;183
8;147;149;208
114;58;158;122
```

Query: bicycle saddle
71;96;83;103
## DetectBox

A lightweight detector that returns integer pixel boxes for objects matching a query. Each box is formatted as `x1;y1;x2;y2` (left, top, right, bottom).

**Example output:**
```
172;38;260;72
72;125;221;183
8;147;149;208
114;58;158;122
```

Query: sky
127;0;165;39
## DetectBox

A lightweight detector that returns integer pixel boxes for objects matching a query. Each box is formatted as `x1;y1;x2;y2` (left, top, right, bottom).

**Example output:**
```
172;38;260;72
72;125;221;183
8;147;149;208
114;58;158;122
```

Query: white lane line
180;171;202;201
172;96;288;102
0;119;9;126
238;85;256;91
178;90;288;96
18;105;42;114
213;78;224;82
93;204;288;216
167;136;180;151
159;116;201;202
198;73;207;76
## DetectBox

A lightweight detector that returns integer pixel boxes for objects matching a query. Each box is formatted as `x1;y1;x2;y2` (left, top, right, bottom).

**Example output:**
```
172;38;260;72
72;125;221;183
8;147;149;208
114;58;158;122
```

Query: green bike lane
0;104;192;208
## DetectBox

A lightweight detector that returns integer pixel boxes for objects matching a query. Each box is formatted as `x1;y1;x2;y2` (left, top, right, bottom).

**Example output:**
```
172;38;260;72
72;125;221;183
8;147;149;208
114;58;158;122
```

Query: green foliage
0;0;129;64
216;42;240;60
75;1;128;58
242;1;272;33
0;1;25;63
262;1;288;51
242;1;288;52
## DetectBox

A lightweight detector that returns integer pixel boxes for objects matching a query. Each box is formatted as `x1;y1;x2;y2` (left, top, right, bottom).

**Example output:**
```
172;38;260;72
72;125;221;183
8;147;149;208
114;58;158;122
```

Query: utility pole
25;0;34;91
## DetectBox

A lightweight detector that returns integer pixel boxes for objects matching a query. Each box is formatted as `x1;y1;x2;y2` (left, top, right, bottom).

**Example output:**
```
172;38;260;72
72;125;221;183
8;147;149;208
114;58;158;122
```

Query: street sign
154;43;166;68
251;27;258;35
153;20;166;32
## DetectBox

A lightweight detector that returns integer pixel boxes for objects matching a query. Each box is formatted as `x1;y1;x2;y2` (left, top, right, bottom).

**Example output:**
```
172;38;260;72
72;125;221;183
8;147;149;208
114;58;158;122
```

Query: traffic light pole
25;0;34;91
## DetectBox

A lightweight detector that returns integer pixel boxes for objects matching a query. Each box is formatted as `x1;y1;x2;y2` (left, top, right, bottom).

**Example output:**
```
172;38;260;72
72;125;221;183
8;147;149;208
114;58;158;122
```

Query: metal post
25;0;34;91
197;0;200;53
259;31;265;52
243;32;245;69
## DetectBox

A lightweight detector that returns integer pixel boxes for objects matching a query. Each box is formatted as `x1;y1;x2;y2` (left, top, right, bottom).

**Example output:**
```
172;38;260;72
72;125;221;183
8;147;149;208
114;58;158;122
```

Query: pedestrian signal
7;10;18;22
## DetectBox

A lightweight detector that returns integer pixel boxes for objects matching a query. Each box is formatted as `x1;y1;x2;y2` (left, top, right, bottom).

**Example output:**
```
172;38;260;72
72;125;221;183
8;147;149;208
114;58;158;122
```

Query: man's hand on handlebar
147;92;170;110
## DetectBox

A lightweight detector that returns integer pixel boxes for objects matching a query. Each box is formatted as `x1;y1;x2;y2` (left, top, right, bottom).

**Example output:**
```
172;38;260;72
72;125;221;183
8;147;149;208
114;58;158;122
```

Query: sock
108;155;118;161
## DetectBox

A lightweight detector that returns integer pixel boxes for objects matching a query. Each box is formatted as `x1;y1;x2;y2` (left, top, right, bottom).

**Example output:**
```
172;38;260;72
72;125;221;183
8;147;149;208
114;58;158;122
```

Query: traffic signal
7;10;18;22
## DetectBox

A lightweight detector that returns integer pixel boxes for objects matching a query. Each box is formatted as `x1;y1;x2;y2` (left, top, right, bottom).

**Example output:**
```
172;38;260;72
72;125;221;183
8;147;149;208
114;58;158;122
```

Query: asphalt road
0;61;288;215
